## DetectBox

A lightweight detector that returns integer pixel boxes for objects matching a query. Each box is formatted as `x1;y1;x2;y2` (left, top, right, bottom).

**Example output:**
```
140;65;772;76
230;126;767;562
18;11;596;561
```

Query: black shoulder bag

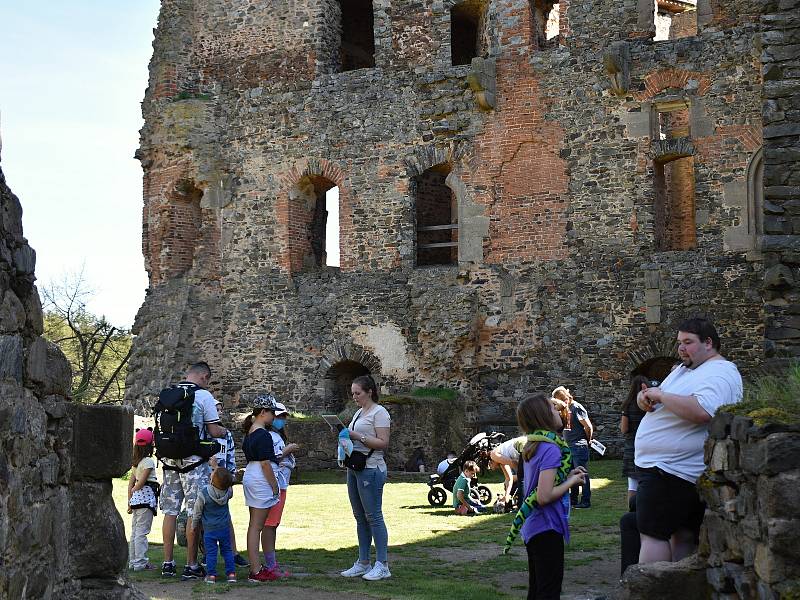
343;409;374;471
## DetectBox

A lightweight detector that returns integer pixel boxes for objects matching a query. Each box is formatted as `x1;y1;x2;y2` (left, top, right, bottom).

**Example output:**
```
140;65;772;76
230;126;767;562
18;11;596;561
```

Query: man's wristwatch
360;434;367;444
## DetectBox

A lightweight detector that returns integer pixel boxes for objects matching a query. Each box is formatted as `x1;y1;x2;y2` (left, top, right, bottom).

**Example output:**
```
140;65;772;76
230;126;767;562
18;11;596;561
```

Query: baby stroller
427;431;505;507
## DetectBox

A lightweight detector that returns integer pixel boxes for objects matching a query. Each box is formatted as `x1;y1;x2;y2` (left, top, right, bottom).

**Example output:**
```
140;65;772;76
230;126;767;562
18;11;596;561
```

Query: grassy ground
119;460;627;599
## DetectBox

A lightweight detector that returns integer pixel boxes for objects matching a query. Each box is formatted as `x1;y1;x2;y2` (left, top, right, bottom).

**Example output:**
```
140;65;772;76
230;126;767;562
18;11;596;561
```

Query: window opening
165;179;203;278
339;0;375;71
530;0;559;48
653;104;696;250
451;0;486;66
415;165;458;266
288;175;339;271
325;187;340;267
654;0;697;41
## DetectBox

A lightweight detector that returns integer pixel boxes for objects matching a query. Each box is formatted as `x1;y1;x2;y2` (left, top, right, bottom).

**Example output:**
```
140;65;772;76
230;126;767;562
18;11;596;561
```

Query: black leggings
526;530;564;600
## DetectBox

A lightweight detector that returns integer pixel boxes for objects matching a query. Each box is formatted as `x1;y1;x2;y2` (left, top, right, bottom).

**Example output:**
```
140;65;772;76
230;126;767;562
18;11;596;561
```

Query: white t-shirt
349;404;391;472
493;436;526;465
135;456;158;483
635;358;742;482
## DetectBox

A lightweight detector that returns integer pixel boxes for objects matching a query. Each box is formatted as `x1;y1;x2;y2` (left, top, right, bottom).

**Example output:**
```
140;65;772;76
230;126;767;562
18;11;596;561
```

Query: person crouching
191;461;237;584
453;461;485;515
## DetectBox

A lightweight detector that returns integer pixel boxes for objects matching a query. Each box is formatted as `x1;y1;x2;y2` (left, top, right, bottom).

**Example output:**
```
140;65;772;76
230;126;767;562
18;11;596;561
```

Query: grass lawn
118;460;627;599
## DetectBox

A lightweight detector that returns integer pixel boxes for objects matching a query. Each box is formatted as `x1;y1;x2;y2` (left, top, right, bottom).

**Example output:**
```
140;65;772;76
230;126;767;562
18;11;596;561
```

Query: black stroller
426;431;505;507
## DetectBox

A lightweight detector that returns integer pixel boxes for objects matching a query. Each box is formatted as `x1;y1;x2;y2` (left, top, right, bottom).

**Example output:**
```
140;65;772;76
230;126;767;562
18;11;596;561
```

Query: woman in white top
339;375;392;581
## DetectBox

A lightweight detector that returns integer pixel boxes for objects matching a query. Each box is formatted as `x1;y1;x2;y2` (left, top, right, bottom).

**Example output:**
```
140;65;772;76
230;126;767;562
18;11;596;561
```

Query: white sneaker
362;561;391;581
340;561;371;577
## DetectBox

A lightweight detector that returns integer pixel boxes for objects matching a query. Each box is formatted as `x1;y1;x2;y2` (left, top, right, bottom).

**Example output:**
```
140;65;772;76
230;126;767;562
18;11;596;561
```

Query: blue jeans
569;445;591;504
346;467;388;563
204;526;235;577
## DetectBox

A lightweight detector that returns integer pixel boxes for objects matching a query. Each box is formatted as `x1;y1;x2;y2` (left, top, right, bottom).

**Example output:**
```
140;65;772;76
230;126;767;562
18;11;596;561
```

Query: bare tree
41;269;132;404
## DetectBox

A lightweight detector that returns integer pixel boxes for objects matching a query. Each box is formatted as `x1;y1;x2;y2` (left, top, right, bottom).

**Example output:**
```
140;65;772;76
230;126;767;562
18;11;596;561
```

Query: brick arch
312;342;383;412
635;68;711;101
403;143;466;178
275;159;351;272
627;336;678;378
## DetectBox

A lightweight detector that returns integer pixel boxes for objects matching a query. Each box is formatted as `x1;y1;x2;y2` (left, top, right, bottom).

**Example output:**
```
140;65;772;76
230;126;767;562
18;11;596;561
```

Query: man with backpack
156;362;228;580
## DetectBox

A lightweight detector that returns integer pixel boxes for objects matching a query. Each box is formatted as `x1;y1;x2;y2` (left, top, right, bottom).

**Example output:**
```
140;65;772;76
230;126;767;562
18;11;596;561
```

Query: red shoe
267;565;291;578
248;566;279;582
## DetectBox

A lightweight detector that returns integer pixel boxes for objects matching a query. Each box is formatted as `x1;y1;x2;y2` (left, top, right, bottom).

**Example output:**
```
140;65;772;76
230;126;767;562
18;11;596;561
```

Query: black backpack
153;382;220;473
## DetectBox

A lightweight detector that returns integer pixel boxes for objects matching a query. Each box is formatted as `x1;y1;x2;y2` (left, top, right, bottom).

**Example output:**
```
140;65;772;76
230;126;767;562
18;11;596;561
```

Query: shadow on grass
125;460;626;600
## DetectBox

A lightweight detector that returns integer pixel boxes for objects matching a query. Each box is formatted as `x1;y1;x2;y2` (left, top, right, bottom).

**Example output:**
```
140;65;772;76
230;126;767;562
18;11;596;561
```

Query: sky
0;1;161;327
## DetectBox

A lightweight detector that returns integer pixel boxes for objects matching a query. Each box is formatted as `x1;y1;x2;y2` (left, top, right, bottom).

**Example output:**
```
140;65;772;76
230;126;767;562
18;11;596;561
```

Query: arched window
287;175;340;271
450;0;487;66
415;164;458;266
746;147;764;239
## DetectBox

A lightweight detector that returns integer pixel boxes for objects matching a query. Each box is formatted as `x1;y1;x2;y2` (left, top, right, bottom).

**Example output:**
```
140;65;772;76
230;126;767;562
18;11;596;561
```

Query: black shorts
635;467;705;541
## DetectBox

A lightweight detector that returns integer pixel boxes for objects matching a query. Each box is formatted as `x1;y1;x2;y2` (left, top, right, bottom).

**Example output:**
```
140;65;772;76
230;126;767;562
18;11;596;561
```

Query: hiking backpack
153;382;220;473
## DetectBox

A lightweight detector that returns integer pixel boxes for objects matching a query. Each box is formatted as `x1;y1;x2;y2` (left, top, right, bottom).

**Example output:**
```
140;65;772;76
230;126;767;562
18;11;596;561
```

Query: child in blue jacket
192;464;236;583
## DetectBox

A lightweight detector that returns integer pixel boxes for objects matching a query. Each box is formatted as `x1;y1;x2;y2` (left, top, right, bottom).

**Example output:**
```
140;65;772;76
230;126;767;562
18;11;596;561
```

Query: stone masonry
127;0;768;462
621;412;800;600
0;155;138;595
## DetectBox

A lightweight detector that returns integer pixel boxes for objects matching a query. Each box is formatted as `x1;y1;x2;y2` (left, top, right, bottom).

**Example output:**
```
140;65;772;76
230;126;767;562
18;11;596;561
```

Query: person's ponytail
242;412;256;435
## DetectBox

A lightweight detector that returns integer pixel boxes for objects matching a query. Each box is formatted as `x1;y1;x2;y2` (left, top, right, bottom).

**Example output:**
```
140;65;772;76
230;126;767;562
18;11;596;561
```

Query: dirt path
135;581;377;600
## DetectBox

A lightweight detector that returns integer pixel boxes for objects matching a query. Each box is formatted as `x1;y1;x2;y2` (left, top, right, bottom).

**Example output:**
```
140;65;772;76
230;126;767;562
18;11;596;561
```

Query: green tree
41;272;132;404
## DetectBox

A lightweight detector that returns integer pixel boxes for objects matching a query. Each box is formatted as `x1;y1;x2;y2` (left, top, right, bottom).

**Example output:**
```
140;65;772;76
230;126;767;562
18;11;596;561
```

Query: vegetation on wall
723;363;800;425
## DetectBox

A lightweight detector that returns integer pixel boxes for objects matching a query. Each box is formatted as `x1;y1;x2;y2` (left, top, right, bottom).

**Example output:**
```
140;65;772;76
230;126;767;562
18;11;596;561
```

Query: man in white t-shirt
634;318;742;564
158;362;228;580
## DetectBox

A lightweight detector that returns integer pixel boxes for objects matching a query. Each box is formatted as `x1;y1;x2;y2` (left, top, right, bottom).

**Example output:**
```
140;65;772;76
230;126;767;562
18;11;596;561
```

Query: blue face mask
272;418;286;430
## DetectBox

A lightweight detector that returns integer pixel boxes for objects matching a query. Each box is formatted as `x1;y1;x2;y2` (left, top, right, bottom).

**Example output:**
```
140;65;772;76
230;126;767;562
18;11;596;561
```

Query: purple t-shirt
520;442;571;544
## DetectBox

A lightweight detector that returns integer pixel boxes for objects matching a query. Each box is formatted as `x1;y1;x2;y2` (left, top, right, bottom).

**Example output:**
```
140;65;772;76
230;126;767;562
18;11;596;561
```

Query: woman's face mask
273;418;286;430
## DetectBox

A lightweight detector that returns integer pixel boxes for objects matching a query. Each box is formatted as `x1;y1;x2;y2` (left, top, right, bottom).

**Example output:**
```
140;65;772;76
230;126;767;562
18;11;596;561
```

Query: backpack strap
160;456;211;474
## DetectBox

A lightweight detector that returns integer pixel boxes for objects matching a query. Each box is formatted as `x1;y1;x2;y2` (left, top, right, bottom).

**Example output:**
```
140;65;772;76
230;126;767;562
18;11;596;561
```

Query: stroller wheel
476;485;492;505
428;487;447;507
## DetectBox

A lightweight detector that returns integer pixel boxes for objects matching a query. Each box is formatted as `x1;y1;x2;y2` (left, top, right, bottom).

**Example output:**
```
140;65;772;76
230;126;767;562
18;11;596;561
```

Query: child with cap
263;401;300;577
128;428;159;571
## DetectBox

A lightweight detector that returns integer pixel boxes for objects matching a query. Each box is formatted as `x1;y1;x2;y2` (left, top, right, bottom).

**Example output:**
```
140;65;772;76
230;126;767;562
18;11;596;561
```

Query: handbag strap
351;409;375;457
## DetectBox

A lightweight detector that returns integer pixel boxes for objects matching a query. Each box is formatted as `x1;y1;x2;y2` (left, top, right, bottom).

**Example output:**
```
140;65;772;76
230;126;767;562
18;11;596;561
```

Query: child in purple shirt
516;393;586;600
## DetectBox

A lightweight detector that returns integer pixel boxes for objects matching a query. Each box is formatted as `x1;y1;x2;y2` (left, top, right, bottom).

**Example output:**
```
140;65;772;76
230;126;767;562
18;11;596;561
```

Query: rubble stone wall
760;0;800;360
700;413;800;599
0;164;137;598
127;0;766;455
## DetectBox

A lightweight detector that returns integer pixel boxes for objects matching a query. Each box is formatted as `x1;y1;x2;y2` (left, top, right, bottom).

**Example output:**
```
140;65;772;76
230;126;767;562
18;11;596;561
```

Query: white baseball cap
274;402;289;417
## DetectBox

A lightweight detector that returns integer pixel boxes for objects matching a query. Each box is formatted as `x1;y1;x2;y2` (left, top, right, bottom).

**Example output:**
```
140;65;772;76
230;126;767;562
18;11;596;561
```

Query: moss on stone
720;364;800;425
409;386;458;401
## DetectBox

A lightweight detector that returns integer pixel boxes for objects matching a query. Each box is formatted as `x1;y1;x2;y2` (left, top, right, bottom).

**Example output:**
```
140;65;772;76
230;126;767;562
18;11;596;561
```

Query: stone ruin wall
620;413;800;600
0;162;138;597
126;0;767;466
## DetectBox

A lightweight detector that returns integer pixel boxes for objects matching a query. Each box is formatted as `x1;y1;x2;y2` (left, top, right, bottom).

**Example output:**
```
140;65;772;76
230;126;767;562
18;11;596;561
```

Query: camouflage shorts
159;463;211;516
